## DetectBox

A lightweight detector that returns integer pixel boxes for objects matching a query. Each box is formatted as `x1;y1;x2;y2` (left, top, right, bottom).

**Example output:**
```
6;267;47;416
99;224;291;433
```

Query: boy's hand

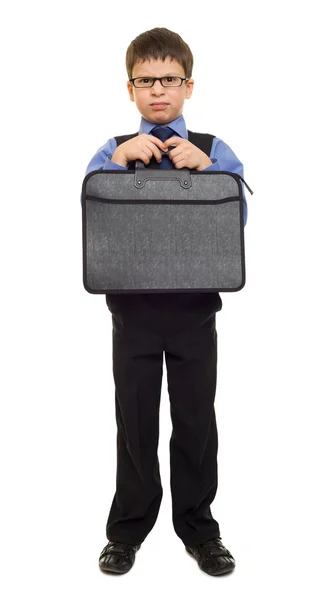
111;134;166;167
163;137;213;170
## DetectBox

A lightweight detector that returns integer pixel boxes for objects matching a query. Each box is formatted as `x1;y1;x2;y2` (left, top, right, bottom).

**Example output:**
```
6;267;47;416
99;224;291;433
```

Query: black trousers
104;291;223;547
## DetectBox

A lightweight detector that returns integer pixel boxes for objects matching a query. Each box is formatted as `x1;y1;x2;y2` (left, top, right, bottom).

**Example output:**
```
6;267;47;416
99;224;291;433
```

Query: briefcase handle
134;159;254;195
134;159;192;189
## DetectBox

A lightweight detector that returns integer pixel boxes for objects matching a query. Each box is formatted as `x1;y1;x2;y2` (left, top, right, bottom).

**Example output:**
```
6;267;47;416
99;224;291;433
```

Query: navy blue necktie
150;126;176;169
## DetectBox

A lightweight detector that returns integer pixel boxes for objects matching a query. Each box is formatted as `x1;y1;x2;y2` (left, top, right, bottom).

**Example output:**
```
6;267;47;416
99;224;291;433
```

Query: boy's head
126;28;194;125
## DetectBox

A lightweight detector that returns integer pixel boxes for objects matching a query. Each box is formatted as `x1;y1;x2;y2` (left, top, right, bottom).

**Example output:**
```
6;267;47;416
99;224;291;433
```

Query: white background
1;0;316;598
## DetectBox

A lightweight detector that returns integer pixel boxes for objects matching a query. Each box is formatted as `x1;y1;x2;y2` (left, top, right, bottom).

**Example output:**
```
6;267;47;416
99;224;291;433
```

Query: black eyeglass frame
129;76;189;88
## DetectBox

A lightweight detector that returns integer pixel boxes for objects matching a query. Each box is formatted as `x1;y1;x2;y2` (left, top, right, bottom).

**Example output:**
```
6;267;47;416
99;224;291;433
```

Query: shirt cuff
202;158;218;171
104;158;128;170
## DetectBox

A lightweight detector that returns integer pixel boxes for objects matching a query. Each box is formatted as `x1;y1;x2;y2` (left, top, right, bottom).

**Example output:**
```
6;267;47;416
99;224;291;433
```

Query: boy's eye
163;77;176;83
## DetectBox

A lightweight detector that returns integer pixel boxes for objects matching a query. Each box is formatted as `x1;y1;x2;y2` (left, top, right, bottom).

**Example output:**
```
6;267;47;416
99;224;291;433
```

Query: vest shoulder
187;130;216;137
115;132;138;139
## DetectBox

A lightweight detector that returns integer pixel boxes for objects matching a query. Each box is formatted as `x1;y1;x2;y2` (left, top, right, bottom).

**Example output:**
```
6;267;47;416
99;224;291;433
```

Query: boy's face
127;57;194;125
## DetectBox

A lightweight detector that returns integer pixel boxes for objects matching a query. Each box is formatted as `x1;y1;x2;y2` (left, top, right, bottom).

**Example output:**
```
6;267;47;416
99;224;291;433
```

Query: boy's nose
151;79;165;93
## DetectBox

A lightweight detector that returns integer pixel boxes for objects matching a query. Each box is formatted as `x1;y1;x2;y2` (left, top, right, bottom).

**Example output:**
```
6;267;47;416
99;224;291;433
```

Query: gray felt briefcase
82;161;253;294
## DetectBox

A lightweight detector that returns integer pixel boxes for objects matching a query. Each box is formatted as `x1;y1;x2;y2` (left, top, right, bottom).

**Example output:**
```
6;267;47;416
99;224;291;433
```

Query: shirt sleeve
202;138;248;226
85;138;127;174
81;138;127;205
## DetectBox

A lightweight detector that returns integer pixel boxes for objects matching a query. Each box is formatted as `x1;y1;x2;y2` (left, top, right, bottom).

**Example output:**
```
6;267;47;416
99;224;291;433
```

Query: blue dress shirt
84;115;247;225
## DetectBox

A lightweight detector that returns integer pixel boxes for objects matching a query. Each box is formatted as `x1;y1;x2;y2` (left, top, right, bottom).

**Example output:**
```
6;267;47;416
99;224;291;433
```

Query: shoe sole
99;562;133;575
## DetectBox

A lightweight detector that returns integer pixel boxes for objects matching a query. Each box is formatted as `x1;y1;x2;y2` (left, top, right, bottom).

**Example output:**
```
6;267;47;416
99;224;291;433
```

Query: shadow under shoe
185;537;235;576
99;541;141;574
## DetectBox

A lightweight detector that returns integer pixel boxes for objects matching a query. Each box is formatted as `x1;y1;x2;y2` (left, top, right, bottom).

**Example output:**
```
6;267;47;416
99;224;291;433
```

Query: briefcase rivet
184;181;188;185
137;180;141;184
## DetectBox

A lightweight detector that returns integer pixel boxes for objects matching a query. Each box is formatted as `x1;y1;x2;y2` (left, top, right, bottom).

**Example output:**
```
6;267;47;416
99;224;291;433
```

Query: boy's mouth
150;103;169;110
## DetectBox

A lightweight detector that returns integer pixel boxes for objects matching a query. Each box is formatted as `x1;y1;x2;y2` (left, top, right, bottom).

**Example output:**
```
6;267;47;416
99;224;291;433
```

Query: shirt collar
139;115;188;139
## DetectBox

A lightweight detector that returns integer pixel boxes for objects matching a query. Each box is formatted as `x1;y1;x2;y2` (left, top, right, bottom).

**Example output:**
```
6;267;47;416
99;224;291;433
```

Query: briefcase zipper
84;194;243;206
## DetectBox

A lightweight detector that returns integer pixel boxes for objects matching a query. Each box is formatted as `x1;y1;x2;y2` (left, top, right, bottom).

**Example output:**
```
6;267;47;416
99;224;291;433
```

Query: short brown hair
126;27;193;79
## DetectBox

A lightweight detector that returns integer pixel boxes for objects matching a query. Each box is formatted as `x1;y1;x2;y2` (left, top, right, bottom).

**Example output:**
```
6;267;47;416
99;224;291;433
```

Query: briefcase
82;161;253;294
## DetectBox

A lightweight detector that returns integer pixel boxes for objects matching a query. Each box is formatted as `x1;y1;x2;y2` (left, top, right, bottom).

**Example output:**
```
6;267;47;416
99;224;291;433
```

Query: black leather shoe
185;537;235;576
99;541;141;574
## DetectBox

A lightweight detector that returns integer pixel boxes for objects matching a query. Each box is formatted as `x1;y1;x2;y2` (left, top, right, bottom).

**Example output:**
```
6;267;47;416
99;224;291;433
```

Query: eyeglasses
129;76;189;88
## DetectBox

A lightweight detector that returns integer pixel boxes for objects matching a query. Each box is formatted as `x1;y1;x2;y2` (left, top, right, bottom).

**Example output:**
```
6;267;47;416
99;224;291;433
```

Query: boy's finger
147;140;163;162
149;135;165;149
162;136;182;148
152;147;163;162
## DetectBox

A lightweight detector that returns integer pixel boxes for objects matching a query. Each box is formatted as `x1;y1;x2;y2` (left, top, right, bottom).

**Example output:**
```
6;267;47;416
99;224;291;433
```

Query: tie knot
151;126;175;143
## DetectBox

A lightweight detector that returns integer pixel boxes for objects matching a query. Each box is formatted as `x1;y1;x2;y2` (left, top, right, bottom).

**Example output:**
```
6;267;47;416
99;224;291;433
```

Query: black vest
114;130;215;169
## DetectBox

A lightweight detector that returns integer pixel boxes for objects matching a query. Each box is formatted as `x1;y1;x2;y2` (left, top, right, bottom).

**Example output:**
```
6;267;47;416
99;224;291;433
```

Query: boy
84;27;247;577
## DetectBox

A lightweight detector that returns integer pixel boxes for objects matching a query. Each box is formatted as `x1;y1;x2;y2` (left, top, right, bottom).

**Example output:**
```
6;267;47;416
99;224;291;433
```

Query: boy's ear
185;78;194;99
127;81;135;102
